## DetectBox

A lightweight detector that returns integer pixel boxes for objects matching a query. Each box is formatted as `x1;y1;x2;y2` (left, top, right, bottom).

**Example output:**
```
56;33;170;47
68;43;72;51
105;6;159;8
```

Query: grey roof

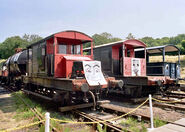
84;39;146;51
83;40;125;51
135;44;180;54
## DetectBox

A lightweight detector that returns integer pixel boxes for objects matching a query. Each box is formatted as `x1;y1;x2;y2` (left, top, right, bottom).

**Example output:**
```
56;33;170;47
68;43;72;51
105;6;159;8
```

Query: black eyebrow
85;64;91;67
93;64;100;68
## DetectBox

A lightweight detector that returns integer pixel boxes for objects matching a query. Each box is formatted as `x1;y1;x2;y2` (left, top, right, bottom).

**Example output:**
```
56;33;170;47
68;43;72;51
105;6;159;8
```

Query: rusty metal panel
116;76;148;86
24;76;73;91
32;45;38;74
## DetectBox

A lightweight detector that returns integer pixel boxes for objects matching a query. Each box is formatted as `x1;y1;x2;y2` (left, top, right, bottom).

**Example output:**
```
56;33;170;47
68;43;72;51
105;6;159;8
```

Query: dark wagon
84;39;162;97
136;44;181;89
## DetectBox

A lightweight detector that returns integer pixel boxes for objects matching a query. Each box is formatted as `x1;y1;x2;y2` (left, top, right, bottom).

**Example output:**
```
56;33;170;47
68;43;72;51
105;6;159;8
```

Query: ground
0;87;38;131
109;100;185;122
0;88;93;132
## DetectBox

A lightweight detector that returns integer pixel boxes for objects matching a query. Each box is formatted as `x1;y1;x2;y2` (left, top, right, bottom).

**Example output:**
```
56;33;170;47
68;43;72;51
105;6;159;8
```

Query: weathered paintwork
25;30;118;93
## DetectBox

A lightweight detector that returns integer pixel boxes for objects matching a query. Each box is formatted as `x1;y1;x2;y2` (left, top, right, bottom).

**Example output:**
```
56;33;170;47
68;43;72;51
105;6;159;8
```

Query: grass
11;91;74;131
154;117;167;128
120;117;147;132
97;123;107;132
120;117;167;132
12;91;40;121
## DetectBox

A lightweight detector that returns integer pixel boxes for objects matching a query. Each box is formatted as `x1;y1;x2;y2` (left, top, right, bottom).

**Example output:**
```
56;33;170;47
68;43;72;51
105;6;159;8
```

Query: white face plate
83;61;107;86
131;58;141;76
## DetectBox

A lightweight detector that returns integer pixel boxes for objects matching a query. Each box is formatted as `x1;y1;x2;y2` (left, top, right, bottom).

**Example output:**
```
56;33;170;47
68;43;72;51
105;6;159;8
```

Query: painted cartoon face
83;61;107;86
132;58;141;76
84;64;100;81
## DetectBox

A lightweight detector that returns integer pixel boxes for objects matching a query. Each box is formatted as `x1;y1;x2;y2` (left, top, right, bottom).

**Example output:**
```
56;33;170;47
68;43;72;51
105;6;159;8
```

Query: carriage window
76;45;81;54
71;45;74;54
71;45;81;54
135;50;145;58
127;50;130;57
58;44;67;54
58;44;81;54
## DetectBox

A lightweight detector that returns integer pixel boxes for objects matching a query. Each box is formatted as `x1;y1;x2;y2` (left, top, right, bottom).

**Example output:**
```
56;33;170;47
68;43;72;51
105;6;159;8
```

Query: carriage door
119;46;123;75
46;41;54;76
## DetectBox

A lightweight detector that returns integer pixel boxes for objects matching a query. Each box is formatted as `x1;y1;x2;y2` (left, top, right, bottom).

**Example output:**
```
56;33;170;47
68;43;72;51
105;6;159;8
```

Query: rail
0;86;59;132
2;88;185;131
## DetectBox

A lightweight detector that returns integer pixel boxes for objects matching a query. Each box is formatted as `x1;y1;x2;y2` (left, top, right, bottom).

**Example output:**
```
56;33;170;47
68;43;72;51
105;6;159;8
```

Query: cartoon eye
133;64;135;66
93;65;100;73
85;64;91;73
86;68;91;73
137;64;139;66
94;68;100;73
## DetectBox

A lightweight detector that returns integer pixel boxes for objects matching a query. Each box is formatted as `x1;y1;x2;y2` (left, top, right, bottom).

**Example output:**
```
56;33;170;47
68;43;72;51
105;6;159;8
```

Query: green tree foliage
126;33;135;39
0;36;28;59
181;40;185;49
140;34;185;54
181;40;185;54
92;32;122;47
22;34;42;44
140;37;155;47
0;34;42;59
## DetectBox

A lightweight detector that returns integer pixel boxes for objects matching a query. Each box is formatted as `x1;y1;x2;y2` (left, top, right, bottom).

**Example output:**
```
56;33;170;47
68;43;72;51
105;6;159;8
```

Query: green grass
11;91;74;131
97;123;107;132
120;117;147;132
12;91;40;121
154;117;167;128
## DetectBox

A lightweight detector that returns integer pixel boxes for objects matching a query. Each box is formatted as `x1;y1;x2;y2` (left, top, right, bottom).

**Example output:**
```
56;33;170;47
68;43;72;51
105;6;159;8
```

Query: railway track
99;100;185;128
0;85;60;132
165;92;185;99
2;84;185;131
153;97;185;105
68;91;185;132
153;102;185;111
73;109;126;132
152;96;185;112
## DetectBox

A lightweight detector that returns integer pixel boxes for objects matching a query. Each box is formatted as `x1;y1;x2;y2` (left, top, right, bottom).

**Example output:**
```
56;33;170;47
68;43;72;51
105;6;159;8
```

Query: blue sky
0;0;185;42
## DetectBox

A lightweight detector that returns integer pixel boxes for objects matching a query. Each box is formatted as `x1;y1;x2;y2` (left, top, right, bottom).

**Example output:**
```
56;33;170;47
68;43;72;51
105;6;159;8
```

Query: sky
0;0;185;42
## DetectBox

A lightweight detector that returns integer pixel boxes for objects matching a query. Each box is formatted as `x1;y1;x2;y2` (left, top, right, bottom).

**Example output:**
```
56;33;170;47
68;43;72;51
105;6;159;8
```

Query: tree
22;34;42;44
181;40;185;49
126;33;135;39
140;37;155;47
0;36;28;59
0;34;42;59
91;32;121;47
